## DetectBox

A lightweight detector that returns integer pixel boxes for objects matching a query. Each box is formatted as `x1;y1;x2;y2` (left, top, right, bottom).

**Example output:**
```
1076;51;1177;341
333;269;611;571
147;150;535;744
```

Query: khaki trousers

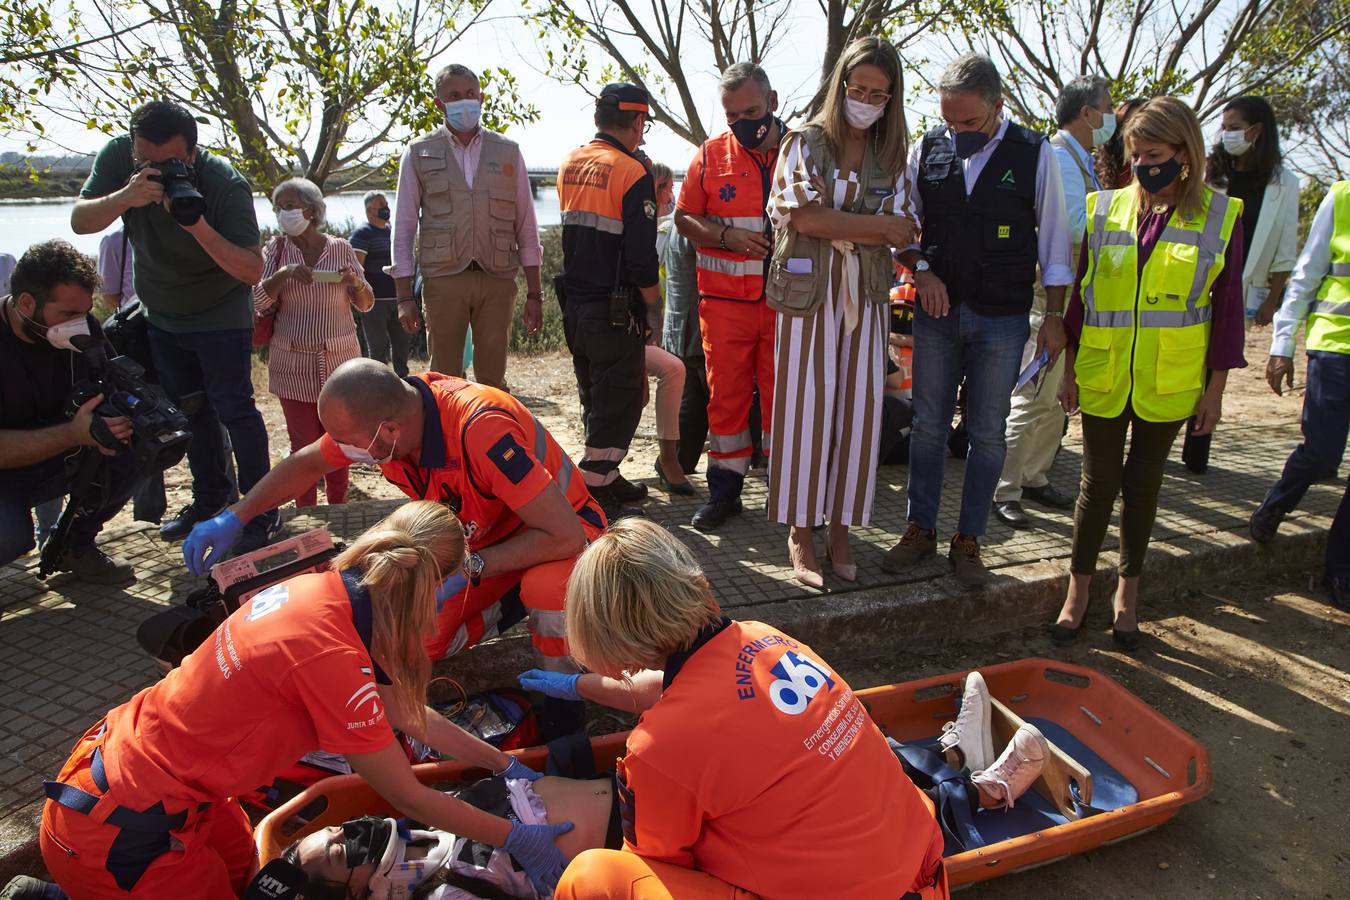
995;290;1067;502
422;268;518;389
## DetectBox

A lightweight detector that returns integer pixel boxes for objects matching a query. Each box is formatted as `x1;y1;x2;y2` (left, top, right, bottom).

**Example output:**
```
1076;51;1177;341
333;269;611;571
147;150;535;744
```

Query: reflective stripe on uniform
1084;309;1133;328
709;429;752;452
561;209;624;234
1311;297;1350;317
1332;263;1350;277
696;254;763;277
705;213;767;230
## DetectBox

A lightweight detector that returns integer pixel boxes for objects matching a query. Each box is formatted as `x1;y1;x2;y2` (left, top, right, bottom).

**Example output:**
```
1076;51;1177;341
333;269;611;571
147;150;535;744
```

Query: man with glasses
884;53;1073;588
388;63;544;389
556;83;662;519
993;75;1114;529
673;62;783;531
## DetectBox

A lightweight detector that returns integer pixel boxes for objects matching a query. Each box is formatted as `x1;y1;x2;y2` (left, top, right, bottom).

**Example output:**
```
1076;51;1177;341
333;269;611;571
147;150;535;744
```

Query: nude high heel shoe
788;531;824;589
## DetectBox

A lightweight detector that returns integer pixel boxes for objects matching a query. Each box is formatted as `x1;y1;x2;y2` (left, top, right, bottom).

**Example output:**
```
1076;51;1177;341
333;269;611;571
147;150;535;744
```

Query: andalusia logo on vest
769;651;835;715
997;169;1016;190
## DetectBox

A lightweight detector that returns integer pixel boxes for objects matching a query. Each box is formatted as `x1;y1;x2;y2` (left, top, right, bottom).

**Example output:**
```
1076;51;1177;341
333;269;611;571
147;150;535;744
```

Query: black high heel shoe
655;460;695;495
1048;620;1084;645
1111;624;1140;652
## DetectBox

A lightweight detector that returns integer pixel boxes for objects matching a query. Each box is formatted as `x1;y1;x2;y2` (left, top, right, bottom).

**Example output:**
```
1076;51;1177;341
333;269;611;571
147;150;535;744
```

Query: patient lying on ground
283;774;618;900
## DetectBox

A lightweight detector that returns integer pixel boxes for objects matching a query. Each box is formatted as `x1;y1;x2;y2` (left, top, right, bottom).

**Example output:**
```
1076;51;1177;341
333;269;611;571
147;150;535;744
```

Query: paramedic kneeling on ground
183;360;603;713
542;519;948;900
40;501;574;899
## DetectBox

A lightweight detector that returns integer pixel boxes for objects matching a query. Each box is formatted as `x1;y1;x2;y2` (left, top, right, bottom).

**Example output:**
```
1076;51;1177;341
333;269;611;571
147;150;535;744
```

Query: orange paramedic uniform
40;571;396;899
679;133;779;504
318;372;607;661
601;619;945;900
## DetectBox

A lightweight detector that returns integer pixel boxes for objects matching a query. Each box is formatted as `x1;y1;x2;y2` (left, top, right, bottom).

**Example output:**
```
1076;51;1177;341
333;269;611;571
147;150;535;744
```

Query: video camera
38;333;195;577
148;158;206;226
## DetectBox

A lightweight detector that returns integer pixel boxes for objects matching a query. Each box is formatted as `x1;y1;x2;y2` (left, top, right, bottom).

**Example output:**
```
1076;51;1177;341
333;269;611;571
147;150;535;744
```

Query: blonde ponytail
332;501;466;734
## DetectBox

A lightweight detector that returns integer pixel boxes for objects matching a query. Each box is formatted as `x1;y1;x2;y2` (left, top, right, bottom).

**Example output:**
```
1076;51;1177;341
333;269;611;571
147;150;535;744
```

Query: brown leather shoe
948;534;990;589
880;523;937;574
59;546;136;586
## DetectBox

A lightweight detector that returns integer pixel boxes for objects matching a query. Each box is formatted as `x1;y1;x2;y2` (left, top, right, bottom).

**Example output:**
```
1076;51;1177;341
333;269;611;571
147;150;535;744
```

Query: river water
0;188;564;258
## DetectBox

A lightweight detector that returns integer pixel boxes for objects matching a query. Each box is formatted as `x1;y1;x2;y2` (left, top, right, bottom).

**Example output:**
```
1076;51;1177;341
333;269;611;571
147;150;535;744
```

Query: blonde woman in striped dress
254;177;374;508
766;37;917;587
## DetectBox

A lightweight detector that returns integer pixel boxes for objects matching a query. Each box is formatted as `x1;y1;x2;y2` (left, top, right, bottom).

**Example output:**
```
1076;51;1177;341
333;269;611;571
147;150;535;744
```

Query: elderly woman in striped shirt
254;177;375;508
765;37;916;587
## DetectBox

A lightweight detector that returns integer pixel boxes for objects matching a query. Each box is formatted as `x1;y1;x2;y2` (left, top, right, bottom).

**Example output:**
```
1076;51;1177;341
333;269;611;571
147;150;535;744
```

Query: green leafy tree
10;0;535;191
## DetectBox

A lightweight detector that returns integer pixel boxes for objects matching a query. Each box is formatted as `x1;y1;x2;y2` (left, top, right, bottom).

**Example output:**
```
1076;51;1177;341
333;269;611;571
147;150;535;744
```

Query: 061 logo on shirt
768;651;834;715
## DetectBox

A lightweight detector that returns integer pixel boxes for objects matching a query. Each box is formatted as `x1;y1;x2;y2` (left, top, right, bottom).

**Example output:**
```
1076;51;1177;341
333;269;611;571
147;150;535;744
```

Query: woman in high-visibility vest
1052;96;1247;651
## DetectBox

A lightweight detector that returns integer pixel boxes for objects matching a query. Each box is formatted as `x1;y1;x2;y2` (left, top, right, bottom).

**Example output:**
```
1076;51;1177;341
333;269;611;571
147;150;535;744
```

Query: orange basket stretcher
255;658;1210;888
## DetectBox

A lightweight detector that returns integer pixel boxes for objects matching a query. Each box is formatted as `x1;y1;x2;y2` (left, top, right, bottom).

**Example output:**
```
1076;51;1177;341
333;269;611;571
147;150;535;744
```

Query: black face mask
730;112;774;150
376;207;391;221
342;816;393;868
1134;155;1182;194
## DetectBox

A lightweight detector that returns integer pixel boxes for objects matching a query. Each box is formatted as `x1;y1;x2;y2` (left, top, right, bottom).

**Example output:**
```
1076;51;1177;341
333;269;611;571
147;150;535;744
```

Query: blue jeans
907;303;1029;536
146;324;271;510
1258;350;1350;522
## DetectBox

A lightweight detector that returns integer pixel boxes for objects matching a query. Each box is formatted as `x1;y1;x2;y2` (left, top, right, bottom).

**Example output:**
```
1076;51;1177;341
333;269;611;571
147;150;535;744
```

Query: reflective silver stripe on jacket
705;213;768;230
1311;297;1350;317
695;254;763;277
1330;262;1350;277
561;209;624;234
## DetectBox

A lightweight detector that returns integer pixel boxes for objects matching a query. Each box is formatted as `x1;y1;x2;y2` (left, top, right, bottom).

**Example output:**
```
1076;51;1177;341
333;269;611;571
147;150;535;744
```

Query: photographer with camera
0;241;140;583
72;101;279;554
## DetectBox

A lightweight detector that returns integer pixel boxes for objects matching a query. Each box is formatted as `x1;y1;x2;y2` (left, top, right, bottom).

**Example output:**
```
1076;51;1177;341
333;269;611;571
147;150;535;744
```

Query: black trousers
564;300;646;487
677;354;709;475
0;450;140;566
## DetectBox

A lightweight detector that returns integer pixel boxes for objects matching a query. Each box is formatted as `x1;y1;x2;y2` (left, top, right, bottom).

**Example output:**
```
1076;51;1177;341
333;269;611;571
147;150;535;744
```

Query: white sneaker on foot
972;723;1050;810
938;671;994;771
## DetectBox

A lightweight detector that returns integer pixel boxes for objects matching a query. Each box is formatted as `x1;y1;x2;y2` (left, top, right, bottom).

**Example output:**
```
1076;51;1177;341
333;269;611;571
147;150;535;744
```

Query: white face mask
1221;129;1252;157
276;208;310;237
844;97;886;130
338;420;397;466
1092;111;1116;147
42;315;92;351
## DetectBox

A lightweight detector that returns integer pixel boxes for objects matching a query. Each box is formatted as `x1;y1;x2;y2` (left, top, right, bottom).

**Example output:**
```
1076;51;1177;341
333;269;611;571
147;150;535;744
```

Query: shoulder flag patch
486;432;534;485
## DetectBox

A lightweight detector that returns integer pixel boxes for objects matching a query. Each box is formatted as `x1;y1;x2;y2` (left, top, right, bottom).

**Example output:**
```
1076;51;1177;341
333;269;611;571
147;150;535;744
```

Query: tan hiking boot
948;533;990;589
880;523;937;574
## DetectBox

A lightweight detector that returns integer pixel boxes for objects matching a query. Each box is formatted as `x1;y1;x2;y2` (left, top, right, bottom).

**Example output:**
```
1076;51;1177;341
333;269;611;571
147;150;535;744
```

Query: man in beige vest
994;75;1113;529
389;63;544;389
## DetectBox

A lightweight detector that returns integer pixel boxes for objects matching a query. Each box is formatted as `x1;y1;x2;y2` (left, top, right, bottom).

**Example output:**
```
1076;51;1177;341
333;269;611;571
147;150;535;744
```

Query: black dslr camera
39;336;195;576
149;158;206;225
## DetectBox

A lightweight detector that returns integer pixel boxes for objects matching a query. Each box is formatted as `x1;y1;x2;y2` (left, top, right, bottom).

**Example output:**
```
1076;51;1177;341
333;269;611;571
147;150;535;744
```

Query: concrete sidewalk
0;421;1340;881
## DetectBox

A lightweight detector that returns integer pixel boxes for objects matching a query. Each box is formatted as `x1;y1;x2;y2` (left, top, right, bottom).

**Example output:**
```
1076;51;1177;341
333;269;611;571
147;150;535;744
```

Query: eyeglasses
643;118;652;134
845;84;891;107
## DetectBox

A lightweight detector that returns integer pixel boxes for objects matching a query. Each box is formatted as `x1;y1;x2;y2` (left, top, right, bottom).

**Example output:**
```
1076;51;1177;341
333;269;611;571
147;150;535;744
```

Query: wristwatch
525;292;543;301
463;551;485;586
913;258;932;273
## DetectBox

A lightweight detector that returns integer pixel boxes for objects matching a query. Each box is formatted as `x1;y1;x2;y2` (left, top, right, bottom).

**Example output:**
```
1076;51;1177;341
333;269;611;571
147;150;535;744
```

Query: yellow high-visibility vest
1308;180;1350;354
1075;186;1241;422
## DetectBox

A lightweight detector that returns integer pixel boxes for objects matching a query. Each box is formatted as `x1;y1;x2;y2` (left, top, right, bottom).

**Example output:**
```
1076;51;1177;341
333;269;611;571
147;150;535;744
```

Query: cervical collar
364;819;458;900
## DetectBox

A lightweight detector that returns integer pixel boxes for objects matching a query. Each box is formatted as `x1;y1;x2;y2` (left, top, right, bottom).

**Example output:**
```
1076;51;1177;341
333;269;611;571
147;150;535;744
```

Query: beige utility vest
410;128;522;278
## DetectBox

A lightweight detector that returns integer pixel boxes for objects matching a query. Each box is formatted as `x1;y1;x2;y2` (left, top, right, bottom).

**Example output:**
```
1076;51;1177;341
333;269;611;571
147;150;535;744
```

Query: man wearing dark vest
883;54;1073;588
674;62;783;531
556;84;661;518
994;75;1115;529
389;64;544;389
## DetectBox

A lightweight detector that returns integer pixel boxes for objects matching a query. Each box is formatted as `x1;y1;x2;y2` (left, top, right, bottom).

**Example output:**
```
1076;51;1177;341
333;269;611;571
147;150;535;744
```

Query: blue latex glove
503;820;574;896
518;669;582;702
498;757;544;782
435;571;469;611
183;510;243;577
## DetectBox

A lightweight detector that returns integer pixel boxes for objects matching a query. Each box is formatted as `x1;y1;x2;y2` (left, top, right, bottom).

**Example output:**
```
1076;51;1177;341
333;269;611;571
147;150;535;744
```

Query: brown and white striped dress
253;236;366;403
766;133;901;528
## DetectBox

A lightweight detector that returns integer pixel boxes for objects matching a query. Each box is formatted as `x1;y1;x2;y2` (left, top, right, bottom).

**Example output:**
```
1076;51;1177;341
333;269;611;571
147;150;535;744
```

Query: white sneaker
972;723;1050;810
938;671;994;772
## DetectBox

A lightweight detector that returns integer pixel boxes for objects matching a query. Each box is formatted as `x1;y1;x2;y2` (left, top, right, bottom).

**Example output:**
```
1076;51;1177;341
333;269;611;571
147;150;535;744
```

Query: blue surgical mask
443;99;481;133
1092;112;1116;147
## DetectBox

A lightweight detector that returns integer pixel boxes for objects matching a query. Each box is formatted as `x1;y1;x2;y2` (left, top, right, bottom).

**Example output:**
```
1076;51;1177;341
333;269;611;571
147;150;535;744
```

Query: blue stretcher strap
889;739;984;853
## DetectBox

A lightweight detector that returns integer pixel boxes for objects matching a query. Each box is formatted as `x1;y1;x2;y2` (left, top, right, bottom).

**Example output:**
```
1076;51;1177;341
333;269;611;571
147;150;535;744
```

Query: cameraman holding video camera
72;101;279;554
0;241;140;582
